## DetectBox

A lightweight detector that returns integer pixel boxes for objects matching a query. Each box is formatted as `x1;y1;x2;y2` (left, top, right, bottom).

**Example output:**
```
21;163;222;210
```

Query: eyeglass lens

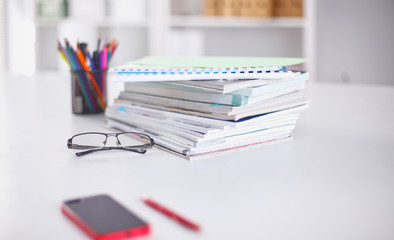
117;133;151;148
72;133;151;149
72;133;107;149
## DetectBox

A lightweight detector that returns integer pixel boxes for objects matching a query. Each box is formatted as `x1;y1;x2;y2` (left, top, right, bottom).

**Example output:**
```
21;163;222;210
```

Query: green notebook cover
131;56;306;68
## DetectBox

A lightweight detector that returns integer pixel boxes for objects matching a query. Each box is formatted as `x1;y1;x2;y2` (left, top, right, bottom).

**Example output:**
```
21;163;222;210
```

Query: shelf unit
35;0;315;77
148;0;315;77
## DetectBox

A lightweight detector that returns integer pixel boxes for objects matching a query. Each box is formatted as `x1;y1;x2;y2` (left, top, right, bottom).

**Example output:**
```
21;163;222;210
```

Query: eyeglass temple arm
75;147;147;157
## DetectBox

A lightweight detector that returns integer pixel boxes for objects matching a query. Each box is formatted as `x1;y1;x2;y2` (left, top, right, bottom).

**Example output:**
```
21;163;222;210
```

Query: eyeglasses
67;132;154;156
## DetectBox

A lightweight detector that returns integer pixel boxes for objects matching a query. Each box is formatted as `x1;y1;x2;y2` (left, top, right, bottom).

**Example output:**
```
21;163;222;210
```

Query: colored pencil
76;50;106;109
100;46;108;100
64;39;96;112
86;48;96;70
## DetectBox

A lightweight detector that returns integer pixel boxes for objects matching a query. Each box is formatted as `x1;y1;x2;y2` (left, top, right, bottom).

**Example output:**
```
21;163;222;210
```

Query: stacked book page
107;57;309;160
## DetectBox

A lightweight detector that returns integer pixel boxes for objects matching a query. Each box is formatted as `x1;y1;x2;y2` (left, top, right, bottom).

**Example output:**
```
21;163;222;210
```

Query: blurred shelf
60;17;148;28
170;15;305;28
37;17;148;28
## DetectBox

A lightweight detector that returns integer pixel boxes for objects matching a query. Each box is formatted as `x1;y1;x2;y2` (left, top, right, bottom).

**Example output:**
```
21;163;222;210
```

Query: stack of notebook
106;56;309;160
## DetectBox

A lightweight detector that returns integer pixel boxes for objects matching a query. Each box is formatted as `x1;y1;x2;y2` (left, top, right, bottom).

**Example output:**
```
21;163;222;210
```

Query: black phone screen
63;194;148;234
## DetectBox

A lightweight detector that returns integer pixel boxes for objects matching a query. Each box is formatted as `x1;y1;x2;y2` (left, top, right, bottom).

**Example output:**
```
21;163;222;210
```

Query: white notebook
110;65;297;82
109;56;306;82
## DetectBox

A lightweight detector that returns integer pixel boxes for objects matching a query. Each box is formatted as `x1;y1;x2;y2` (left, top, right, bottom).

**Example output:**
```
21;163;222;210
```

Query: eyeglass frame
67;132;154;156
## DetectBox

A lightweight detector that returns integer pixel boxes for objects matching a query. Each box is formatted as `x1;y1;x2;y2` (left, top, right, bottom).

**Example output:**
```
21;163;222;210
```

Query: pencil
57;45;70;68
100;46;108;100
100;46;108;70
85;48;96;70
97;34;101;51
65;39;96;112
71;47;100;111
76;50;106;110
109;42;118;62
57;40;71;67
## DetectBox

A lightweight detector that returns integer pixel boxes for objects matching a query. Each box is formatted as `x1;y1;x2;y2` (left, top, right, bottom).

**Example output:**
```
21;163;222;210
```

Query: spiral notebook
109;56;306;82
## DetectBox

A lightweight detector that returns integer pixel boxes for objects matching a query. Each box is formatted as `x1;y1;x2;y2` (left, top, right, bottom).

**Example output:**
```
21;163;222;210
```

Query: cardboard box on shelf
273;0;303;17
241;0;273;18
203;0;218;16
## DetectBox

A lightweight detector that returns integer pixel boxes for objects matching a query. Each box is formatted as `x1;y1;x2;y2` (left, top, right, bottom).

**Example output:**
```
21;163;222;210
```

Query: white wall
6;0;35;75
203;28;303;58
0;0;6;71
316;0;394;85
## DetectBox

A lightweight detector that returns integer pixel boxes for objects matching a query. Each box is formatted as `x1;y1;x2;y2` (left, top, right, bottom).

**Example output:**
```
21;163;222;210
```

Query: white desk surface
1;71;394;240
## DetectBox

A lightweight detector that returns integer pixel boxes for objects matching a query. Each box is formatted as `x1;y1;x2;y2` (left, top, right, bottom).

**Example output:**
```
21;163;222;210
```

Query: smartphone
62;194;150;240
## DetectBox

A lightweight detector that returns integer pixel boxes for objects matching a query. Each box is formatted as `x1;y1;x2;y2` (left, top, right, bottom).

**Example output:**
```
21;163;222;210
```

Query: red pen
141;195;201;232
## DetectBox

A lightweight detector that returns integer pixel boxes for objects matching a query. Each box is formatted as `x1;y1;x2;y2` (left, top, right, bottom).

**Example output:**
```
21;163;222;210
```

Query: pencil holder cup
70;69;107;114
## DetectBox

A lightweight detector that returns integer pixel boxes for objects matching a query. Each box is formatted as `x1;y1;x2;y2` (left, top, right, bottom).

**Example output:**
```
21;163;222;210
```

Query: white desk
1;72;394;240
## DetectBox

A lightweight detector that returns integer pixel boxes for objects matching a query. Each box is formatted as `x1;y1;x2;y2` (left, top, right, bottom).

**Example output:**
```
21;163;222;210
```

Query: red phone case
61;202;150;240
